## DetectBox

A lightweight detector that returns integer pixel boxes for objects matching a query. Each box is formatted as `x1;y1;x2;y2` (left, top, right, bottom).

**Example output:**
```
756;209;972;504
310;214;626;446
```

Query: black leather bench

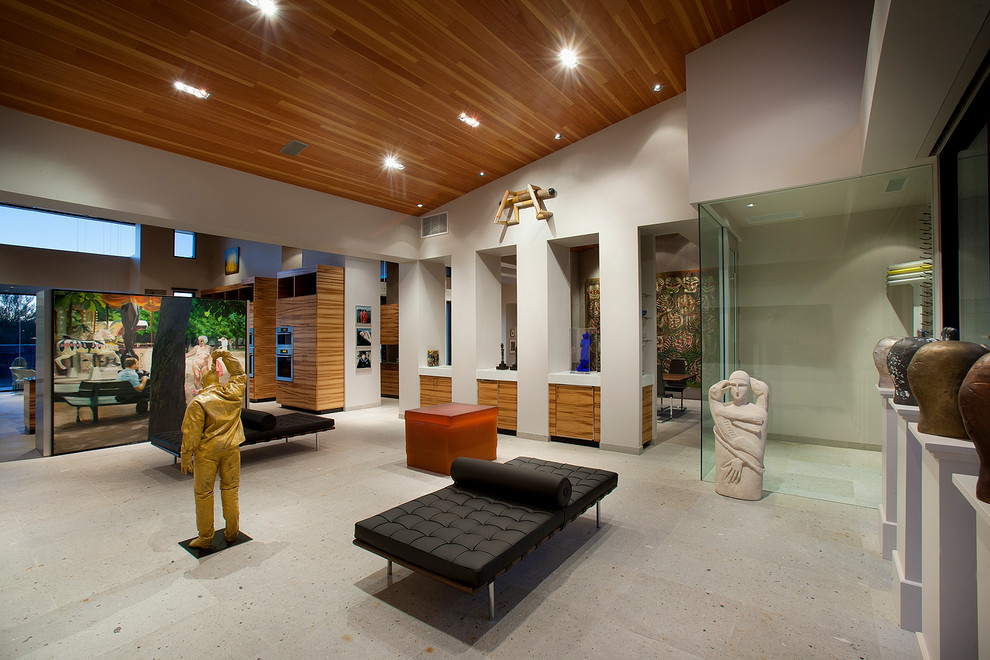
62;380;150;424
149;409;335;458
353;456;618;619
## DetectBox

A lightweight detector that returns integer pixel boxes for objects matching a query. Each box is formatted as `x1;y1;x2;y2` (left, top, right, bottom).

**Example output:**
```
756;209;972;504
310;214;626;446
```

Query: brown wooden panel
0;1;784;215
249;276;277;401
419;375;437;407
380;303;399;345
315;265;345;410
498;380;517;431
555;385;595;441
477;379;498;406
642;384;652;445
436;376;452;405
381;362;399;397
548;384;557;436
276;295;317;410
593;387;601;443
24;378;36;432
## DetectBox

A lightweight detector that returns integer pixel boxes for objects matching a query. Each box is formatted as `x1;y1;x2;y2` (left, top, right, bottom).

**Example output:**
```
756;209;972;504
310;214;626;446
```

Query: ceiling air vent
885;176;909;193
421;212;448;238
279;139;308;156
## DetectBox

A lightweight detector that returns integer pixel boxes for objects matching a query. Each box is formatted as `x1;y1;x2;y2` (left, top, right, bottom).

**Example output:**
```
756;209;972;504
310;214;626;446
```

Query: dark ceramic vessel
959;351;990;503
887;337;932;406
908;339;988;438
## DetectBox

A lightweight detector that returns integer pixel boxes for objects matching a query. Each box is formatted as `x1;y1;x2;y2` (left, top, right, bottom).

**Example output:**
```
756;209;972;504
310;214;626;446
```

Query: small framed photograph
356;350;372;370
509;328;515;338
356;305;372;325
509;339;516;354
356;328;372;346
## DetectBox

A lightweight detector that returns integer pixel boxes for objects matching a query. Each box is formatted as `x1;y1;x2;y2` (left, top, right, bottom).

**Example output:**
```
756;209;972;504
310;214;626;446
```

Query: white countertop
476;368;518;381
548;371;601;386
641;374;653;387
418;366;452;377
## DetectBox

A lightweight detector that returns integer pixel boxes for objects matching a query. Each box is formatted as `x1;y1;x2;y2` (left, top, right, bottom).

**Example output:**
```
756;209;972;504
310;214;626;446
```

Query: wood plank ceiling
0;0;786;215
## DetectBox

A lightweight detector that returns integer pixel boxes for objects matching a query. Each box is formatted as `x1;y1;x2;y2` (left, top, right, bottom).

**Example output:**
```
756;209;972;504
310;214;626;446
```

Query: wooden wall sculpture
494;185;556;225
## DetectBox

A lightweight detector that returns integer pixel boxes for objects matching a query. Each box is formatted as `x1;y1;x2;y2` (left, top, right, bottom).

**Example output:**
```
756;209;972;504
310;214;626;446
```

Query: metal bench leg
488;582;495;621
596;501;601;529
387;560;392;576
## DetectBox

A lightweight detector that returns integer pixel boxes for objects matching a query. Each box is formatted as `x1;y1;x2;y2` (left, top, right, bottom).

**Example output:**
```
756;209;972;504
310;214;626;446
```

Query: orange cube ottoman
405;403;498;475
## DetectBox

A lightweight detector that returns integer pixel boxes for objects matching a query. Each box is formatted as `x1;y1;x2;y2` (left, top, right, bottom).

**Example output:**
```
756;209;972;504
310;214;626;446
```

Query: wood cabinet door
478;380;498;406
498;381;517;431
554;385;595;440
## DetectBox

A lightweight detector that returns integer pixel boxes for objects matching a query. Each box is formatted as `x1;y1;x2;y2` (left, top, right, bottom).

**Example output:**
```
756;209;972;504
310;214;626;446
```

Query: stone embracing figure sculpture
709;370;769;501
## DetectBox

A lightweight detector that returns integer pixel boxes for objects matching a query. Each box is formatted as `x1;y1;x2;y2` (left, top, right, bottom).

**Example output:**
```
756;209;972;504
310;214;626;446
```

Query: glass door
699;208;737;480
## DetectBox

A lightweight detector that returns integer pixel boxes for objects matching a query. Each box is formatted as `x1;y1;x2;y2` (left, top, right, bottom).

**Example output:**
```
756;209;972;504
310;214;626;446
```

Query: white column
893;403;921;632
952;474;990;660
917;428;980;660
514;239;553;441
599;227;643;453
878;386;897;559
397;261;446;415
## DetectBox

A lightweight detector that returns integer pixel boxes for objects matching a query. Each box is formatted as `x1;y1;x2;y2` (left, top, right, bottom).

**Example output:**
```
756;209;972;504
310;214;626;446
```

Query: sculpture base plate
179;530;252;558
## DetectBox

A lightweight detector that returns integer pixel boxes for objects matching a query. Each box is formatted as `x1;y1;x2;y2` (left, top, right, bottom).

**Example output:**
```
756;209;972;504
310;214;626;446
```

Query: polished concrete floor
0;397;914;658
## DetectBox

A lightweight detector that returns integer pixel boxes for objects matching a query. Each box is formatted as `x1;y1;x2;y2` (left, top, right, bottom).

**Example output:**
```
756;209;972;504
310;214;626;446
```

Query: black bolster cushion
240;409;276;431
450;457;572;509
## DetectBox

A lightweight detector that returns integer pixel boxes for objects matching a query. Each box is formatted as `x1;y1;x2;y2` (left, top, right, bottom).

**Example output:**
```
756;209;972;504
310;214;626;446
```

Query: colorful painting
50;290;246;455
224;247;239;275
355;305;371;325
356;328;372;346
657;270;701;386
585;278;600;372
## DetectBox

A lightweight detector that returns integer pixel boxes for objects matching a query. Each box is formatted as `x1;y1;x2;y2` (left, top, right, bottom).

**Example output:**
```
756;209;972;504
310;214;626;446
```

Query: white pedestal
915;427;979;660
952;474;990;660
878;386;897;559
893;403;921;632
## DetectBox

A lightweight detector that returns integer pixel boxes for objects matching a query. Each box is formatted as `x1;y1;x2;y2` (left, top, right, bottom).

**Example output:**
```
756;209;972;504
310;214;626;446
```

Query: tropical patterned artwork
585;278;601;372
657;270;701;385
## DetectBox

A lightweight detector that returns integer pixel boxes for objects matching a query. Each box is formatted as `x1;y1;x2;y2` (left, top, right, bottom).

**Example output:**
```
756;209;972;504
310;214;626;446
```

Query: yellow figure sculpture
180;350;248;548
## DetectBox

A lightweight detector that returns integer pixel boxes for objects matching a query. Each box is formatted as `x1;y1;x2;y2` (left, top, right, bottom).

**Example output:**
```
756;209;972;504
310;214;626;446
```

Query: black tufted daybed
353;456;618;619
150;409;335;460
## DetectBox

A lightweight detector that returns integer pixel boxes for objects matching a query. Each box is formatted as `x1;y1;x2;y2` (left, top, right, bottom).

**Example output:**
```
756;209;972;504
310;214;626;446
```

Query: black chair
666;358;688;411
656;364;672;419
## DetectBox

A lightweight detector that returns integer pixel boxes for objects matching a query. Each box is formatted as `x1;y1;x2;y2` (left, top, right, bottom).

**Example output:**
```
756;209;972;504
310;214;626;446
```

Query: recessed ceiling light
417;204;424;208
554;133;562;140
653;84;664;92
173;81;210;99
458;112;480;128
244;0;277;16
745;203;757;208
559;48;578;69
383;155;405;170
478;171;486;177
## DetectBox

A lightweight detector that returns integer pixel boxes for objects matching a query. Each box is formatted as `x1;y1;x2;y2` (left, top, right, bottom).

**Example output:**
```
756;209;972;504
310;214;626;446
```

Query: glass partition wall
699;165;933;505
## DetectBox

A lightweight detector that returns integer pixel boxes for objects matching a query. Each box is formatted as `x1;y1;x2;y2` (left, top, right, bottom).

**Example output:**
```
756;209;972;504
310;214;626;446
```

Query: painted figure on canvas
185;335;211;390
709;370;769;501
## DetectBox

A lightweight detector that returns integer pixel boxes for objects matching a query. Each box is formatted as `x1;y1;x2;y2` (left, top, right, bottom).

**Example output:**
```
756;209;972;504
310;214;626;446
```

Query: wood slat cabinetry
381;363;399;398
275;265;344;413
419;375;452;407
380;303;398;344
477;379;517;432
642;384;653;445
201;277;278;402
549;384;600;443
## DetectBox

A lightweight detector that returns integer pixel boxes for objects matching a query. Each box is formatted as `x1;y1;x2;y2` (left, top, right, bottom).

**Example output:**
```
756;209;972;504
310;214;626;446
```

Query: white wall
736;205;925;448
344;256;381;410
216;237;283;287
0;108;421;262
407;93;695;451
686;0;874;203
